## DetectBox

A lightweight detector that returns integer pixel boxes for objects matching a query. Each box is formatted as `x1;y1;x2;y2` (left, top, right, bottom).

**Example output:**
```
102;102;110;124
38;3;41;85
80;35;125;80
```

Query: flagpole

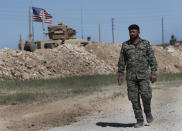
32;17;34;41
30;0;34;41
29;6;32;41
42;11;46;41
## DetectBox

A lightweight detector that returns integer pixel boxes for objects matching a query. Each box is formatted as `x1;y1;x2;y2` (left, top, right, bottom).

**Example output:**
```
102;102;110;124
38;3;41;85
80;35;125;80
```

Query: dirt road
48;85;182;131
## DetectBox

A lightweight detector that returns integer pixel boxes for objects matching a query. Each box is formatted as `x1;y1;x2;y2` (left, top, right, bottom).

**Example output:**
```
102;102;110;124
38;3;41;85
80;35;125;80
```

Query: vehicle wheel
24;43;37;52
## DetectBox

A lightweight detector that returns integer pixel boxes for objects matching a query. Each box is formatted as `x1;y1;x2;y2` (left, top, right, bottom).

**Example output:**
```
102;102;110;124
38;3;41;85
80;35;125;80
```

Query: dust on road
0;84;181;131
48;85;182;131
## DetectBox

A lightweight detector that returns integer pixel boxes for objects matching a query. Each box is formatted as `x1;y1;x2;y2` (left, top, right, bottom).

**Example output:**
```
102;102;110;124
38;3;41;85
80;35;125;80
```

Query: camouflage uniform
118;38;158;120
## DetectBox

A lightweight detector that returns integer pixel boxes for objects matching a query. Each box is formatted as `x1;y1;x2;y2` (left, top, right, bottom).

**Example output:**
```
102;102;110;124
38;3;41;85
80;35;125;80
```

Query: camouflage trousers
127;79;152;120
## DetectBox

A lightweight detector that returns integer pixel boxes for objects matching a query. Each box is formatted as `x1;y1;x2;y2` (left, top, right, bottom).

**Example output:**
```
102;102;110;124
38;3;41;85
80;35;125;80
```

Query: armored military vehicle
48;22;76;40
19;22;76;52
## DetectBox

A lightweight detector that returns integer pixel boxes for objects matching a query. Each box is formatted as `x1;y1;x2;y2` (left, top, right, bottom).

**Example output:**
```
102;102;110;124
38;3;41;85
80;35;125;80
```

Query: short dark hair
128;24;140;32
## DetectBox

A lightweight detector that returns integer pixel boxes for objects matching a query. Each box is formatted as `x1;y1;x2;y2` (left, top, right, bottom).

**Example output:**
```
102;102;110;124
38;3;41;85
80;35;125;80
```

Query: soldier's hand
150;75;157;83
118;76;123;86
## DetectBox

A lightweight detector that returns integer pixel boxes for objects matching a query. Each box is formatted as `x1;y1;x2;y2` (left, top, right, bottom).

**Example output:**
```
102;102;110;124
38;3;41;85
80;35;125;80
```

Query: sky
0;0;182;49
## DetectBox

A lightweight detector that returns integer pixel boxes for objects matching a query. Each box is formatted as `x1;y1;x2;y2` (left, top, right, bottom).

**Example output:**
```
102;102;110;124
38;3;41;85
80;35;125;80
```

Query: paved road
48;85;182;131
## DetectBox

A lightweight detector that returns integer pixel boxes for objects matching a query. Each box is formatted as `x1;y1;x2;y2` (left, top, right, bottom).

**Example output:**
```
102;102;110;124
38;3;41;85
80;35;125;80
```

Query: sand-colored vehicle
19;22;76;52
48;22;76;40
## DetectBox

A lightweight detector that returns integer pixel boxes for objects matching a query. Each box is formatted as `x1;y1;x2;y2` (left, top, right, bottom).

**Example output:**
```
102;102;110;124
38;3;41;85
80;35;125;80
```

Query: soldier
117;24;158;128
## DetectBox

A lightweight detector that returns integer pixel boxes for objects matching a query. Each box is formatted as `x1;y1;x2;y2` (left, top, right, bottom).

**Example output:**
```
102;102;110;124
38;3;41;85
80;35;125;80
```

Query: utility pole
99;24;102;42
112;17;115;43
29;6;32;41
19;34;24;50
162;16;164;45
81;8;84;39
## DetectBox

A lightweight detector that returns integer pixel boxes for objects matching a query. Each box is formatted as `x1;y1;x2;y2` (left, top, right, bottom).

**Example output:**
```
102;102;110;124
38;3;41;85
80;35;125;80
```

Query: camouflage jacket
118;38;158;80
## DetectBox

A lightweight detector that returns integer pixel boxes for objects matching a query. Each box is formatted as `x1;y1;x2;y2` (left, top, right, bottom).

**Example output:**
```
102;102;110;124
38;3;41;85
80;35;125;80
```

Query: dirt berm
0;39;182;79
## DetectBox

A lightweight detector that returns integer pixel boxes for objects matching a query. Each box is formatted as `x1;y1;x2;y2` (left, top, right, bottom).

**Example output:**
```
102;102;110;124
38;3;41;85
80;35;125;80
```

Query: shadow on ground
96;122;135;128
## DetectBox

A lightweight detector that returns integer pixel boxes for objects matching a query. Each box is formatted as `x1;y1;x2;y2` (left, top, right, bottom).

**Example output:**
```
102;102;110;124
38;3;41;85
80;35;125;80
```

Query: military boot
134;119;144;128
146;113;154;123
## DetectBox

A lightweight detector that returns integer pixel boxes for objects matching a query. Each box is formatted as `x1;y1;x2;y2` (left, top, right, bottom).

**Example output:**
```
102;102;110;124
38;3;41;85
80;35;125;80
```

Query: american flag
32;7;52;24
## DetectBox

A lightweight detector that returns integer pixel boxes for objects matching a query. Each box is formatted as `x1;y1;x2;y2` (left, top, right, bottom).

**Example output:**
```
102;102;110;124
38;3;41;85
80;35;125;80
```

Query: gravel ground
48;85;182;131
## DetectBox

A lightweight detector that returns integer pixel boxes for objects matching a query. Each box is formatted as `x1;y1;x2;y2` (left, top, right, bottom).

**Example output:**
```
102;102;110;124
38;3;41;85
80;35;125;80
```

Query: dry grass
0;73;181;105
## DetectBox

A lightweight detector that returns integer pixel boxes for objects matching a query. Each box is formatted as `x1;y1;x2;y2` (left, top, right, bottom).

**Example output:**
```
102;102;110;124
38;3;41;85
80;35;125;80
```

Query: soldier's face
129;29;140;40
